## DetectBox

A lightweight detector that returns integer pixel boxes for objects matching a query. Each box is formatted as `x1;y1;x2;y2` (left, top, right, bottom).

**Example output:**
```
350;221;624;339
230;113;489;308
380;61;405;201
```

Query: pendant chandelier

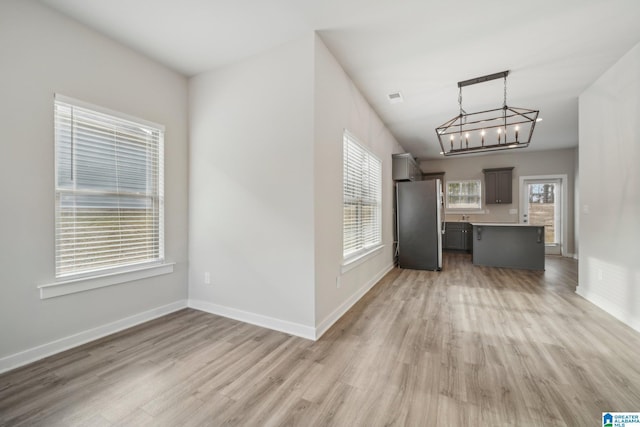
435;70;539;156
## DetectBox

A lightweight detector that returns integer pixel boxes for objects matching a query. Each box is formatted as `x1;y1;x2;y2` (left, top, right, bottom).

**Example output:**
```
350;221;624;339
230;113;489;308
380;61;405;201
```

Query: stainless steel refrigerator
396;179;443;271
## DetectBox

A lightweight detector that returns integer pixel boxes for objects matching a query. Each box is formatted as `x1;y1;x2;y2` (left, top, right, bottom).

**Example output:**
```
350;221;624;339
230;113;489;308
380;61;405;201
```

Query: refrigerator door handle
437;179;443;270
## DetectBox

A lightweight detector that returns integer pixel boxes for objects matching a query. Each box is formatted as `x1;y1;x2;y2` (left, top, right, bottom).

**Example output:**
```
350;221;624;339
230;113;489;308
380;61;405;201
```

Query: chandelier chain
503;76;507;108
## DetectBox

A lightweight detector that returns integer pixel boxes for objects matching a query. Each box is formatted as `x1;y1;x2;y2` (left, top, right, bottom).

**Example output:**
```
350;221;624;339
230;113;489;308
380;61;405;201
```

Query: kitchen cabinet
422;171;445;182
472;223;545;270
392;153;422;181
443;222;472;251
483;167;513;204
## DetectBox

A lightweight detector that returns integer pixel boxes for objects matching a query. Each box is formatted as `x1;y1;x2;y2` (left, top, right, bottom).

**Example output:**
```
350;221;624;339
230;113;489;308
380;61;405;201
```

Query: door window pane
527;183;557;244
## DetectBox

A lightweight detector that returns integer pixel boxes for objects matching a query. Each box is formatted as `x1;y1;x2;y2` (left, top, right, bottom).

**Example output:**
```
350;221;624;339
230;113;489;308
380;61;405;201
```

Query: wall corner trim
315;262;394;340
0;300;188;375
188;300;316;341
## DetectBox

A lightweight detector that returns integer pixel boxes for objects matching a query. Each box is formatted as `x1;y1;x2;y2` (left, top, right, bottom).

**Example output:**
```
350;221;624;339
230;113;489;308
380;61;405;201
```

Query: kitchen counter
471;223;545;270
470;222;538;227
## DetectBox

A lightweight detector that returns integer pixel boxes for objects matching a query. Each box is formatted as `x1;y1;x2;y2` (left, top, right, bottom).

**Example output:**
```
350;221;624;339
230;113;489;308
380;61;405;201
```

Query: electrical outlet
204;272;211;285
336;276;341;289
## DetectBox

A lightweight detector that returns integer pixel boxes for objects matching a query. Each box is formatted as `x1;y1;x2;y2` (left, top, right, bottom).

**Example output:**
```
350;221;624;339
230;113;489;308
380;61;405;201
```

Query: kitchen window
53;95;165;279
446;179;482;210
342;131;382;261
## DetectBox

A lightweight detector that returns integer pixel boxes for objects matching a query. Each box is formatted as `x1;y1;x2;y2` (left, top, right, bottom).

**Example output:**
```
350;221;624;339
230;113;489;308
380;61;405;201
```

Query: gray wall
188;34;317;332
420;148;577;256
313;35;402;331
0;1;189;362
187;33;402;337
578;41;640;332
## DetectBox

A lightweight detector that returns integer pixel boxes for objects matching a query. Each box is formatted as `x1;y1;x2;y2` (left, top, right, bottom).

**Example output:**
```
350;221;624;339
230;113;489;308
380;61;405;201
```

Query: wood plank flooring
2;253;640;426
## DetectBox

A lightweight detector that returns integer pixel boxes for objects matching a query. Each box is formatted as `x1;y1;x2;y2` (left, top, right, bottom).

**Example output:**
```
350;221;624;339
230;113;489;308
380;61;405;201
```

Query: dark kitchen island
471;223;545;270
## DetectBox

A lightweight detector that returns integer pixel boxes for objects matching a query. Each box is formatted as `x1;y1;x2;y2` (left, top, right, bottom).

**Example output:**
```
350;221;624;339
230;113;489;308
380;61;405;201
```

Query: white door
521;178;562;255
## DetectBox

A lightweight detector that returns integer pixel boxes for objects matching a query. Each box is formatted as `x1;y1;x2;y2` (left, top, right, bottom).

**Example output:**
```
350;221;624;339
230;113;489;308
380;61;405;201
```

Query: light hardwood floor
2;253;640;426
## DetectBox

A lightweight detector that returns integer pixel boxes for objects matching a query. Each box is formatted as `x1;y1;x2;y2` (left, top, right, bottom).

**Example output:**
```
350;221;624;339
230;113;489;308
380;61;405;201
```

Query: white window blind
343;131;382;259
54;95;164;278
446;179;481;209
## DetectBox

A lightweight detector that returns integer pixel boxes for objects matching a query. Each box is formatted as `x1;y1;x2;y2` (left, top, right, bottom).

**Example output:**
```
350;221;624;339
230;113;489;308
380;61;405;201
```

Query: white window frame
40;95;172;299
342;130;383;266
446;179;483;211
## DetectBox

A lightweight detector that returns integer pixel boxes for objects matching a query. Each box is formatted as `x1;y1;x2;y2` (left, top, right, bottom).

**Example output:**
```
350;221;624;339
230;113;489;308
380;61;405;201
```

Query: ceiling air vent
388;91;404;104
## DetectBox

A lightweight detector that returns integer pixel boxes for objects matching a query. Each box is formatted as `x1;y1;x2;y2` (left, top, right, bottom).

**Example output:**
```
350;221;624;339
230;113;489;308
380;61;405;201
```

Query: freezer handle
395;183;400;256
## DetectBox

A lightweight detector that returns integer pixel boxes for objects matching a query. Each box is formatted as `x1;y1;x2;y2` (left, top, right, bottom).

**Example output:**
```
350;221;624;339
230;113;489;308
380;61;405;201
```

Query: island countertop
470;222;539;227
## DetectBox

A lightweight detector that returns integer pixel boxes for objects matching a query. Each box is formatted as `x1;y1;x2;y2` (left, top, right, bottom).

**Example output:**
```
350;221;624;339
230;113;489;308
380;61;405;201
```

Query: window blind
446;180;481;209
54;95;164;278
343;131;382;259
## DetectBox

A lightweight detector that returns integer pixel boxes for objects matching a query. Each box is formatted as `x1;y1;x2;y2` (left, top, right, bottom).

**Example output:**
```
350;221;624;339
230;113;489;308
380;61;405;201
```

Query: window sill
341;245;384;274
38;262;175;299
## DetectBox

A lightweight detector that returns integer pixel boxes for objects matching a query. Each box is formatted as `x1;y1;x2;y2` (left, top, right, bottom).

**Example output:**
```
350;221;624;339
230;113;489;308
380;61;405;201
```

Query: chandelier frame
435;70;539;156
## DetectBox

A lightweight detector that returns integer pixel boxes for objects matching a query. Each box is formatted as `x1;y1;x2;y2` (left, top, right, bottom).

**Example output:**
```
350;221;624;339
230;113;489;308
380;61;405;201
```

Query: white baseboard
576;288;640;333
315;262;394;340
1;261;396;374
188;299;316;341
0;300;188;375
189;261;393;341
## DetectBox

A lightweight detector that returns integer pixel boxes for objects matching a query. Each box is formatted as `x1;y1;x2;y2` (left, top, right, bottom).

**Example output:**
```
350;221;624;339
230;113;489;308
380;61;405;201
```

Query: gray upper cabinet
392;153;422;181
483;167;513;204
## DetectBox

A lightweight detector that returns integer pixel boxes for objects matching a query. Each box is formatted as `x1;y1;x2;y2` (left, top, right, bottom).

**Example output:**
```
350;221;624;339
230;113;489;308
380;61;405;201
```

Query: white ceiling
38;0;640;159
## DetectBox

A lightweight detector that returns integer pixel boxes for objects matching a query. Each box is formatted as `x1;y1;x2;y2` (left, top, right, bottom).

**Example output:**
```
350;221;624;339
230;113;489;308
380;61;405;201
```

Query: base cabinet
472;224;545;270
443;222;472;251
